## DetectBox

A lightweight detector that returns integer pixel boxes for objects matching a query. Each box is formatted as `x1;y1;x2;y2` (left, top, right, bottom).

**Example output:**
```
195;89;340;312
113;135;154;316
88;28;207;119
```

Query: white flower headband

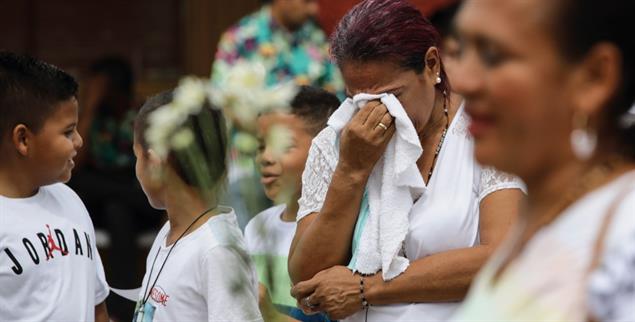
145;60;298;159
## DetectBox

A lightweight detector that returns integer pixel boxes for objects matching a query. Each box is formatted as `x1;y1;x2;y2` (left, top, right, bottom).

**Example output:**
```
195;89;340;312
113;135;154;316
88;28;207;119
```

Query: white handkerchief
327;93;425;280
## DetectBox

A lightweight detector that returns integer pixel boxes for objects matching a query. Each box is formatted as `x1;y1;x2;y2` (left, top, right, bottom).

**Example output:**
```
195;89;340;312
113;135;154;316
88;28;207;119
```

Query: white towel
327;93;426;280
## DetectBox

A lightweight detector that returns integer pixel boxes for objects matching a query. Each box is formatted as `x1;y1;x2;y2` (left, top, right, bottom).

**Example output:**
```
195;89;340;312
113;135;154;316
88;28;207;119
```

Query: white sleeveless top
298;105;525;321
453;171;635;322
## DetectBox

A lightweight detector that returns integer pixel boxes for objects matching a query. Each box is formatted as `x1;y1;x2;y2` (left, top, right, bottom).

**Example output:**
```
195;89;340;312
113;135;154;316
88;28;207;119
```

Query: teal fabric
348;190;370;270
333;133;371;270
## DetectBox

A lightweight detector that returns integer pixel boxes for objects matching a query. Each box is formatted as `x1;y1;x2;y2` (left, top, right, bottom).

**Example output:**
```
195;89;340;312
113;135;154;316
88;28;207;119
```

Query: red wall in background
317;0;457;36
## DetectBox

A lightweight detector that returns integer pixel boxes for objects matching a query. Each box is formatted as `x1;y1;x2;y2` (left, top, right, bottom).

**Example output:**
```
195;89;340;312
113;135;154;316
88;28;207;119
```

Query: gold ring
377;122;388;131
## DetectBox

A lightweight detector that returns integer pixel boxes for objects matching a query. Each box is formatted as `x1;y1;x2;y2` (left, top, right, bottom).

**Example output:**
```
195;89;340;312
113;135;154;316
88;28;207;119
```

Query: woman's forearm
365;245;494;304
290;101;396;283
289;164;369;283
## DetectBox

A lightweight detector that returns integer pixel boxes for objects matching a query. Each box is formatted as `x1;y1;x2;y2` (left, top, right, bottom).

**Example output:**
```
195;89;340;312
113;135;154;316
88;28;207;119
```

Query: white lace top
297;105;525;321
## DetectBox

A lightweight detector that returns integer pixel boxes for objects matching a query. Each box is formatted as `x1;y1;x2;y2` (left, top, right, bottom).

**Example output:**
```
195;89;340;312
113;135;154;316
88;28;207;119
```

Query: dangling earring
570;112;597;160
435;74;442;85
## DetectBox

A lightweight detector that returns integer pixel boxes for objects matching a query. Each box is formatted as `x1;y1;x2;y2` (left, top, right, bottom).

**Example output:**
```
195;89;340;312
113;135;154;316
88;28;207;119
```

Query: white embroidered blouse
297;104;525;321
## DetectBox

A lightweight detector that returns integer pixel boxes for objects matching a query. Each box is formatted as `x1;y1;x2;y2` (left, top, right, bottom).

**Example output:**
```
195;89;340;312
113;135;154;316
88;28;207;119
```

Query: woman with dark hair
451;0;635;320
287;0;525;321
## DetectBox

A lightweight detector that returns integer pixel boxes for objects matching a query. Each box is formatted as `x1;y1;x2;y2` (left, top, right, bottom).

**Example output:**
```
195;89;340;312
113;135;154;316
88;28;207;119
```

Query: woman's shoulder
305;126;339;168
312;126;338;150
577;170;635;220
605;173;635;244
588;173;635;322
473;165;526;202
554;170;635;241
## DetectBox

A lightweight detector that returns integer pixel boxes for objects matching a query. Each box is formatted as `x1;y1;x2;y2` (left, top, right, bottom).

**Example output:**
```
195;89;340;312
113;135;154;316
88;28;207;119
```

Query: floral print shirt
211;5;344;99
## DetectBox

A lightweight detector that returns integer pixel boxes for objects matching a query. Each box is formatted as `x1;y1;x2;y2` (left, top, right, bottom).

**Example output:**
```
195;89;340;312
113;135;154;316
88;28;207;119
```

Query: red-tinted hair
330;0;450;94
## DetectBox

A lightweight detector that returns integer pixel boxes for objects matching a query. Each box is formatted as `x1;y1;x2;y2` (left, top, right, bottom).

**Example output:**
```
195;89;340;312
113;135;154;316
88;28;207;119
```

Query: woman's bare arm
288;163;369;283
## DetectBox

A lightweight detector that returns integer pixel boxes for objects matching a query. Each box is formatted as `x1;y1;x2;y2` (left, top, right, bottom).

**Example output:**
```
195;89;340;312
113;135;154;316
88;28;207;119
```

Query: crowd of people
0;0;633;321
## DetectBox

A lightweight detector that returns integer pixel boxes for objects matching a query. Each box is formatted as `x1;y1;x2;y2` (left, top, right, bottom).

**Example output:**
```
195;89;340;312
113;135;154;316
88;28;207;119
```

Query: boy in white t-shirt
132;91;262;322
0;52;110;321
245;86;339;322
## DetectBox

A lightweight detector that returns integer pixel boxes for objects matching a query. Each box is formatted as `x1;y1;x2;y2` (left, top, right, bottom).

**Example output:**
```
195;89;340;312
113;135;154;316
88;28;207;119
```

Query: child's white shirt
0;183;109;321
137;207;263;322
244;204;298;307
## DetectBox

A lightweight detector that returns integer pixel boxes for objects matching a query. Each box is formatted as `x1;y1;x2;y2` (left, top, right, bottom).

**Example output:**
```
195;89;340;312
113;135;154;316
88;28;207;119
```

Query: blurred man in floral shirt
212;0;344;99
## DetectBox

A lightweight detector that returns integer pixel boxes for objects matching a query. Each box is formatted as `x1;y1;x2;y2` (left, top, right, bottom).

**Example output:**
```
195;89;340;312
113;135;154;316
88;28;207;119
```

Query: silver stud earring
435;74;442;84
570;112;597;161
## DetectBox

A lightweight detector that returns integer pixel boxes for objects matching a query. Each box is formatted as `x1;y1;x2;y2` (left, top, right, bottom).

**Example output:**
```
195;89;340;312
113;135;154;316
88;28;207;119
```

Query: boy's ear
12;124;30;157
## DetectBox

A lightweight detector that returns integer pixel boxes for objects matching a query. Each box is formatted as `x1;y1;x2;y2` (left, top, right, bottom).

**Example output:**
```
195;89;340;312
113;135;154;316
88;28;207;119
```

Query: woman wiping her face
287;0;525;321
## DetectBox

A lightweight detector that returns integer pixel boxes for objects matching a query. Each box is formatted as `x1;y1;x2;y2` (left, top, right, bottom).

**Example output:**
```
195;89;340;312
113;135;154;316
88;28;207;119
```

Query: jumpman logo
46;224;68;257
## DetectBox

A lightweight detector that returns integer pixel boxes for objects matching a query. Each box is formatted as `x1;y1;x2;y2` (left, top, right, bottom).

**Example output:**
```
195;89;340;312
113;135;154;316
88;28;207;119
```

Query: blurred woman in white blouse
452;0;635;320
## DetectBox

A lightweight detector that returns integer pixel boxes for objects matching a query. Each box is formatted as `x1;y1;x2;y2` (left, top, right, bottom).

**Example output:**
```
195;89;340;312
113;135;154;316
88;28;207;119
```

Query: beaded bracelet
359;275;369;308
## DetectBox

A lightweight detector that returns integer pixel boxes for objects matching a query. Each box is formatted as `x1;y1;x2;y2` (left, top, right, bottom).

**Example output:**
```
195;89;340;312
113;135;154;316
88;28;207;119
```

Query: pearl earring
435;74;442;84
570;112;597;160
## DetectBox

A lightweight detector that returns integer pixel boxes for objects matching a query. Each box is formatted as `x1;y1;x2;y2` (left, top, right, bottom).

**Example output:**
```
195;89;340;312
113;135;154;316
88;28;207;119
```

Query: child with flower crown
132;89;262;322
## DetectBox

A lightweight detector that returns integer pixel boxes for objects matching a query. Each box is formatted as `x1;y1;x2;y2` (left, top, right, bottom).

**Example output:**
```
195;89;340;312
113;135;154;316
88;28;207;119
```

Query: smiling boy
245;86;339;321
0;52;109;321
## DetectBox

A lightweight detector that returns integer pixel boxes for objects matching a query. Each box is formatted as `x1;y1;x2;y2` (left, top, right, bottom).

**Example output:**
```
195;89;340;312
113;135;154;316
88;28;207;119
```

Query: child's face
27;98;82;185
133;142;165;209
256;113;313;203
132;139;165;209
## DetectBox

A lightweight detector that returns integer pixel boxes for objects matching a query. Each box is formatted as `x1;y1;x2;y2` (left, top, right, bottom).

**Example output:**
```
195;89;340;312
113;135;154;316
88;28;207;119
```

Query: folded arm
291;189;524;319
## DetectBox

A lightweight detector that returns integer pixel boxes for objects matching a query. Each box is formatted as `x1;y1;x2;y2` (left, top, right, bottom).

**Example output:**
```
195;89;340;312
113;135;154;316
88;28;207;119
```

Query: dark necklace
426;96;450;182
135;206;216;320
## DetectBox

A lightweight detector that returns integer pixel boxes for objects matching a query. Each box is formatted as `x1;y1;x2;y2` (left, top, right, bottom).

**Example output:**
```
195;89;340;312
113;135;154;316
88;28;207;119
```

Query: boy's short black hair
0;51;78;147
134;91;228;189
290;85;341;135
